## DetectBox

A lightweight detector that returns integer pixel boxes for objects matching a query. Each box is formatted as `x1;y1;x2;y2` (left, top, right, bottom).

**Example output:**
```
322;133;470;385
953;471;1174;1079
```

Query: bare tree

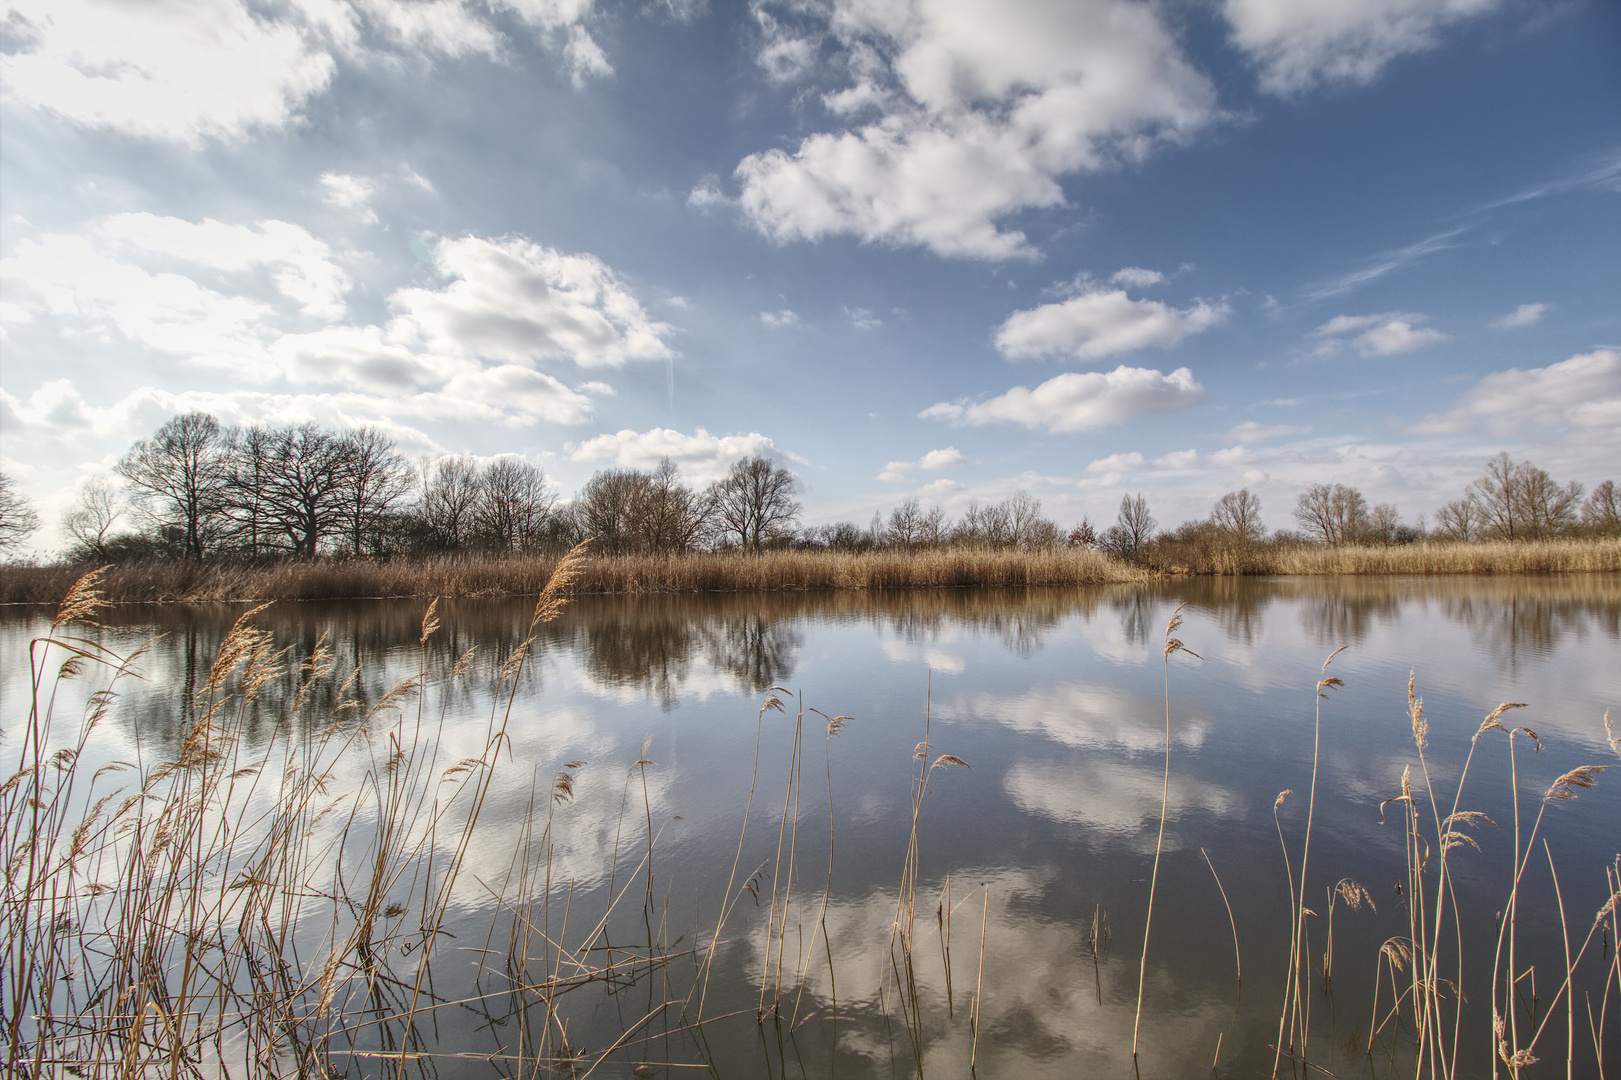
1293;483;1368;545
918;505;948;548
886;498;923;549
708;456;801;552
577;468;653;555
223;425;275;556
1210;489;1263;542
1434;494;1483;541
254;424;352;556
475;457;555;552
116;412;232;560
420;456;483;551
338;427;413;555
1365;503;1403;546
1582;480;1620;536
0;471;41;555
1106;493;1156;557
641;458;711;553
1470;453;1580;540
61;478;125;560
1004;490;1050;549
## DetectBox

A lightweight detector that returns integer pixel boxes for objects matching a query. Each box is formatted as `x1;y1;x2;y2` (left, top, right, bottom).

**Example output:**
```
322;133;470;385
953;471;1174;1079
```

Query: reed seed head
420;598;440;645
53;566;110;628
931;754;971;771
1544;765;1608;802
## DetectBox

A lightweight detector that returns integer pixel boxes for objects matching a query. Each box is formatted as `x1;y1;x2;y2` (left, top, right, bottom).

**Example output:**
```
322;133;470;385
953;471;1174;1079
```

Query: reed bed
0;547;1147;605
1273;537;1621;576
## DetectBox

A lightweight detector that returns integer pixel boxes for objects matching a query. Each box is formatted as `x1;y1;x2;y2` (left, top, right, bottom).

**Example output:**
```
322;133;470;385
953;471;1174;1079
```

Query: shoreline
1;538;1616;606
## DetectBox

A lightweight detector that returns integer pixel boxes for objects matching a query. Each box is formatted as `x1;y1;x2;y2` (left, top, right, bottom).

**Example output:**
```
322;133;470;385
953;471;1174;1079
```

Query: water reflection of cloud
1003;760;1238;848
880;637;968;674
731;866;1236;1076
941;684;1212;753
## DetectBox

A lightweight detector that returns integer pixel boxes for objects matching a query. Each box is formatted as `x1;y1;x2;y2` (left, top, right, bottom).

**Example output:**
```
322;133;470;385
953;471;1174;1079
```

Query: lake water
3;575;1617;1078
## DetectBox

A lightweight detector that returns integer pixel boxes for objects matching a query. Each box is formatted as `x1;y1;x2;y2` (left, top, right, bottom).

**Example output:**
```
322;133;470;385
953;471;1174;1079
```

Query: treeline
1100;453;1618;574
21;412;1079;565
43;412;813;563
1;412;1615;569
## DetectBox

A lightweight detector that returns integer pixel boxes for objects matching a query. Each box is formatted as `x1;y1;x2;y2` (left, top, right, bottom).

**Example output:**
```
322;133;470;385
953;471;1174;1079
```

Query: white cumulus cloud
320;173;380;224
996;285;1227;362
391;236;672;368
1490;302;1548;330
1224;0;1498;95
878;445;967;482
1223;420;1310;443
0;0;609;144
920;365;1205;433
100;212;352;319
570;427;791;485
760;308;800;328
733;0;1216;260
1110;266;1164;288
1411;348;1621;436
1312;311;1444;356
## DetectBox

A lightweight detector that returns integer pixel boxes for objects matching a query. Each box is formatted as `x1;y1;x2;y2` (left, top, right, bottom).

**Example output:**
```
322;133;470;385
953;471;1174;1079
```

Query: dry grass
1273;538;1621;575
0;546;1146;605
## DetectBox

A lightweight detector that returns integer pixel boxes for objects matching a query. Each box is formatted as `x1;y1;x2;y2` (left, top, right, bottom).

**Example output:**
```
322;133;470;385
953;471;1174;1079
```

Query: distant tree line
1;413;1615;564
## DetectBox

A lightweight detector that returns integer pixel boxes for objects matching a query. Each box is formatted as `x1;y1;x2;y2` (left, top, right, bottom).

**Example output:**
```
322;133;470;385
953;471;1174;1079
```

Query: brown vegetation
0;545;1147;605
6;538;1620;607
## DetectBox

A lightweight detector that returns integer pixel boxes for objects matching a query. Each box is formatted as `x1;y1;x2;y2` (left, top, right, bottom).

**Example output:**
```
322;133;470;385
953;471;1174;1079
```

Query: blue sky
2;0;1618;550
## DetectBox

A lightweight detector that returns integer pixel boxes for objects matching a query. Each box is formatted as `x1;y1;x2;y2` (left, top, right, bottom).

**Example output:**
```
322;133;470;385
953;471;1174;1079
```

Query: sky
2;0;1618;553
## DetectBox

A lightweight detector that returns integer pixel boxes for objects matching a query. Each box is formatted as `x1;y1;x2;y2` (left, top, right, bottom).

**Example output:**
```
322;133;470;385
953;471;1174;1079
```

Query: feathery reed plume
51;565;110;629
1134;602;1199;1061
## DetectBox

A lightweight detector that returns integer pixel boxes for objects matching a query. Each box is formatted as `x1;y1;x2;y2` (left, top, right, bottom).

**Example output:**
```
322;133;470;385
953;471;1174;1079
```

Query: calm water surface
3;576;1617;1078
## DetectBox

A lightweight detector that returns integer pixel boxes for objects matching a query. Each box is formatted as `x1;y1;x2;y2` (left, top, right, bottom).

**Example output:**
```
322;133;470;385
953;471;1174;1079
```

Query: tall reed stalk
1133;602;1198;1061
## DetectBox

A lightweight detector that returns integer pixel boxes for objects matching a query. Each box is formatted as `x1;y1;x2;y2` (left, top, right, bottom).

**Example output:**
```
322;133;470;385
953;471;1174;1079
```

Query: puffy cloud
1312;311;1444;356
0;0;606;144
1151;445;1256;470
760;308;800;328
100;212;352;319
436;365;594;425
1224;0;1498;95
1110;266;1164;288
3;223;668;429
0;0;336;144
996;285;1226;362
1411;348;1621;436
1085;452;1145;474
320;173;380;224
921;365;1205;433
271;325;439;391
877;445;967;482
0;379;438;449
391;236;672;367
734;0;1215;259
1223;420;1310;443
570;427;790;485
1490;302;1548;330
0;234;279;373
686;174;732;213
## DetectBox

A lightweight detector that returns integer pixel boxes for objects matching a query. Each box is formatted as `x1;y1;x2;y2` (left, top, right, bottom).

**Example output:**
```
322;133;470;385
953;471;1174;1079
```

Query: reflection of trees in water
867;587;1088;656
80;598;548;758
1432;579;1620;678
52;577;1615;731
1161;577;1269;646
1110;590;1157;648
697;616;801;695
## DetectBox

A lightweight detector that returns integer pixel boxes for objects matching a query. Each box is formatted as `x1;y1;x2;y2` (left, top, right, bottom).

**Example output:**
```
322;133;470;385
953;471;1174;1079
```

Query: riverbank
1;537;1615;604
